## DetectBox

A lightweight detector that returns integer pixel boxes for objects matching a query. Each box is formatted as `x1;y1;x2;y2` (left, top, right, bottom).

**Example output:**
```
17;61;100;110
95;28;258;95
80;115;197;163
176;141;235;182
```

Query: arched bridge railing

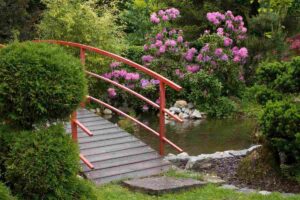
34;40;184;169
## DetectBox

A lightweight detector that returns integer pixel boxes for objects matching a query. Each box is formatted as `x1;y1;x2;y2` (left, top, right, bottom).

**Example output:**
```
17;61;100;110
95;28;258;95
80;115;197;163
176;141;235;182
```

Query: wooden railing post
71;111;78;142
80;48;86;65
159;82;166;156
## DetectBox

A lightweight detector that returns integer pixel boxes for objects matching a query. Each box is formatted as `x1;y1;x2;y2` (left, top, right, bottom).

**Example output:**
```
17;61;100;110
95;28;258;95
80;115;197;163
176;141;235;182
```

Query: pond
109;113;258;156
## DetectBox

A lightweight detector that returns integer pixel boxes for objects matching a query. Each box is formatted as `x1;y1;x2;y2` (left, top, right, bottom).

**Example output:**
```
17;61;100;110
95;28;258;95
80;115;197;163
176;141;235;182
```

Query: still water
110;114;257;156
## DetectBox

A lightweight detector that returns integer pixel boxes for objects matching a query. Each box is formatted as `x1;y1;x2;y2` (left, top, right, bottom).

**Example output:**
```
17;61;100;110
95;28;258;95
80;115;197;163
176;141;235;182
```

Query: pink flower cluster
107;88;117;98
140;79;160;89
232;47;248;63
150;8;180;24
207;10;247;42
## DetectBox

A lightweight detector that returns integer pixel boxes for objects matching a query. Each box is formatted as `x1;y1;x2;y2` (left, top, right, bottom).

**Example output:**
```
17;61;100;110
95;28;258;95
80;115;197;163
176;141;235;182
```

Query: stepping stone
202;174;225;185
123;176;206;195
220;184;239;190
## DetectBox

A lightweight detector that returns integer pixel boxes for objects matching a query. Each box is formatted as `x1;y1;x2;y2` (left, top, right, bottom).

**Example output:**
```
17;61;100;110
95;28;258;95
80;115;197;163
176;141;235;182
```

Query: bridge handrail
34;40;182;91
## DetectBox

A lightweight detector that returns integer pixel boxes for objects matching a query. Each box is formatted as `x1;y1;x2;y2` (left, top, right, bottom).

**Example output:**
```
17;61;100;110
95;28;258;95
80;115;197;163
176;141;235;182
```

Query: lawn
96;184;300;200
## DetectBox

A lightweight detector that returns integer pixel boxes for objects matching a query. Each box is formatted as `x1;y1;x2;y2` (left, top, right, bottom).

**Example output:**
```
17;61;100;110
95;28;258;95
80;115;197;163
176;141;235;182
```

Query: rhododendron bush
102;8;249;115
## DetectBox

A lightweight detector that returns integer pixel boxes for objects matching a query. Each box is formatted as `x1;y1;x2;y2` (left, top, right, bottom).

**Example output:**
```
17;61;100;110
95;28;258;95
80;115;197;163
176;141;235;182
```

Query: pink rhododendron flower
159;45;166;53
142;55;154;63
220;54;229;61
214;48;223;56
162;15;169;21
224;37;233;47
155;40;163;47
108;88;117;98
150;13;160;24
233;56;241;63
217;28;224;36
177;36;183;43
197;53;203;61
201;44;210;52
110;62;121;68
142;105;149;111
143;44;149;51
186;64;200;73
238;47;248;58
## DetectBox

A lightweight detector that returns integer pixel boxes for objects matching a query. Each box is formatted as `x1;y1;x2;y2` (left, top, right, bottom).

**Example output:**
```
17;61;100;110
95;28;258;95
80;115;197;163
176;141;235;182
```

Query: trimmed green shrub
254;85;283;105
4;125;83;199
0;182;15;200
186;71;222;107
0;125;19;181
207;97;237;118
122;45;144;64
0;42;87;128
256;61;289;88
259;101;300;165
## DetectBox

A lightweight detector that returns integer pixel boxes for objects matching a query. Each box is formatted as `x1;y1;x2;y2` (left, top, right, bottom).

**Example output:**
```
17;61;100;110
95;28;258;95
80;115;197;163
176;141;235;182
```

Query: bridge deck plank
66;109;170;184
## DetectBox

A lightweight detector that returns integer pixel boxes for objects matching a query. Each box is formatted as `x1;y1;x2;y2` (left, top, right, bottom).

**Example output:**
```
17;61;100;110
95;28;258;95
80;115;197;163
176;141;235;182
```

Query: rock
191;109;202;119
169;107;181;114
225;149;248;157
96;108;101;113
187;102;194;109
258;191;272;195
238;187;257;194
90;109;96;113
220;184;238;190
174;100;188;108
179;113;189;119
103;108;113;115
123;177;207;195
177;152;189;158
182;108;190;114
202;174;225;185
246;145;262;154
193;159;213;170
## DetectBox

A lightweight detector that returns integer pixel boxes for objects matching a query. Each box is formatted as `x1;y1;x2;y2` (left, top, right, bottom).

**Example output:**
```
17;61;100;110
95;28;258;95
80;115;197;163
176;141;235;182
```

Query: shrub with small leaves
259;101;300;165
0;42;87;129
4;125;82;199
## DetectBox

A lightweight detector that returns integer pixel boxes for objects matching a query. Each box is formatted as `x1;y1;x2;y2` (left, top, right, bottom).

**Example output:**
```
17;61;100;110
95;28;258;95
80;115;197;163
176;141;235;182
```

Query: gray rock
179;112;189;119
191;109;202;119
187;102;194;109
258;191;272;195
174;100;188;108
220;184;239;190
103;108;113;115
123;177;206;195
169;107;181;114
202;174;225;185
238;187;257;194
182;108;190;114
96;108;101;113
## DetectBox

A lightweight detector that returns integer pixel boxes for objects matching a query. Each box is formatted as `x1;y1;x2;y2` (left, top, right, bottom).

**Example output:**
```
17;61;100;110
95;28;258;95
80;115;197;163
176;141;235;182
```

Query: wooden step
66;108;172;185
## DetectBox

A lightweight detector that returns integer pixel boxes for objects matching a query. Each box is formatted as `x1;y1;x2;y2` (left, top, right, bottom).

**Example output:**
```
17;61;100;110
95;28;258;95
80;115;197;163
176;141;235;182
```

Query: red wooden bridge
4;41;184;184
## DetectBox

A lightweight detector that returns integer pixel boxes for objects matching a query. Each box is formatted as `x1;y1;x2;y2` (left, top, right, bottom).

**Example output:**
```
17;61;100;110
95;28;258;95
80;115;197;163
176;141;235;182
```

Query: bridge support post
159;82;166;156
71;111;78;142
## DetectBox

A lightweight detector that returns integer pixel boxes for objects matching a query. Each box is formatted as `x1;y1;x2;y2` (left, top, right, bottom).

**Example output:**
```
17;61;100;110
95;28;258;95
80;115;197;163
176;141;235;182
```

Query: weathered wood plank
79;132;129;143
66;108;171;185
79;136;139;150
85;159;170;180
81;141;152;158
82;152;161;172
94;165;170;185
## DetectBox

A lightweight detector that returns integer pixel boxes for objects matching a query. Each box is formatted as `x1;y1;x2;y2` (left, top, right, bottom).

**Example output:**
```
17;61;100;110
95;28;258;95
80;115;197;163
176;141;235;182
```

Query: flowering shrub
101;9;248;115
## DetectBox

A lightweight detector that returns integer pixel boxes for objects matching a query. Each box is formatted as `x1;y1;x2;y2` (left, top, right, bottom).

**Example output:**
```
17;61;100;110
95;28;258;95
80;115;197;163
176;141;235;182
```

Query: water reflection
111;113;257;156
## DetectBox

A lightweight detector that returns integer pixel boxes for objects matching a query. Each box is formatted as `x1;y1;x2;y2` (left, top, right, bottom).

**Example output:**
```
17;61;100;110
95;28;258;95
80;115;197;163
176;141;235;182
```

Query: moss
237;146;281;185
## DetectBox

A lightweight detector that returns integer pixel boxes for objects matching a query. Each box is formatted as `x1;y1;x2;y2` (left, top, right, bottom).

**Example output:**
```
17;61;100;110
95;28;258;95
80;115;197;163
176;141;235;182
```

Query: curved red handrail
34;40;182;91
86;71;183;123
87;96;183;152
34;40;184;159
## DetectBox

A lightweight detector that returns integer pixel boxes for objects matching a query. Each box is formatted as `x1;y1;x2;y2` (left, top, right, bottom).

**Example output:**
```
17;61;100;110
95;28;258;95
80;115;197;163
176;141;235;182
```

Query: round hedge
259;101;300;164
4;125;82;199
0;42;87;128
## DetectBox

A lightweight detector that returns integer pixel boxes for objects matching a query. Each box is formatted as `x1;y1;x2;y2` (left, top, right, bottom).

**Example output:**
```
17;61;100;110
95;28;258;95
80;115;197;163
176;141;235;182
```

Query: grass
92;169;300;200
95;183;300;200
164;169;204;180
